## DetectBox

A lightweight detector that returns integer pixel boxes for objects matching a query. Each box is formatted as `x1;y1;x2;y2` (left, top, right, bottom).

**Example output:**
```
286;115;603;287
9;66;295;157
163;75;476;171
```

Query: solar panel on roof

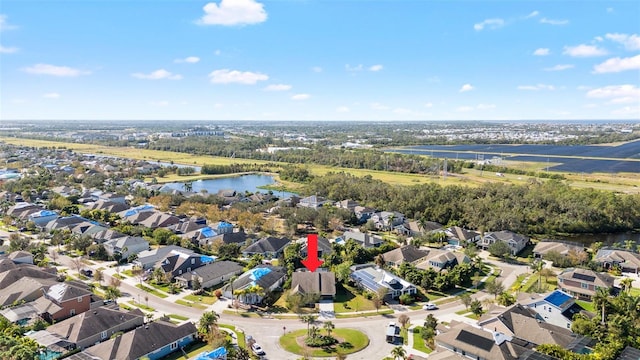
455;330;494;352
572;273;596;282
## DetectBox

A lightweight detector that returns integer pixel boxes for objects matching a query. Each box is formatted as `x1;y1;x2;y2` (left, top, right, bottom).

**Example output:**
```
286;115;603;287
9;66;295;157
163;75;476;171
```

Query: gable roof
533;242;585;256
211;230;247;245
435;322;524;360
243;237;289;254
343;231;383;247
382;245;429;264
175;260;244;283
46;283;92;303
46;307;144;344
594;248;640;270
85;320;197;360
558;268;615;292
224;265;286;293
291;271;336;297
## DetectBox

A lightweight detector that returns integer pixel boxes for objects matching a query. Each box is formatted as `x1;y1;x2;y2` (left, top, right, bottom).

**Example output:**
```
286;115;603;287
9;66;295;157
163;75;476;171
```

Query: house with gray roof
479;230;529;256
291;271;336;300
45;215;88;232
298;195;329;209
41;307;144;350
221;265;286;305
381;245;429;268
242;236;290;258
86;199;129;213
82;320;197;360
533;241;586;261
343;230;384;248
415;248;471;272
103;236;149;260
175;260;244;289
155;250;215;280
350;264;417;299
594;248;640;274
557;268;615;300
134;245;194;270
444;226;481;246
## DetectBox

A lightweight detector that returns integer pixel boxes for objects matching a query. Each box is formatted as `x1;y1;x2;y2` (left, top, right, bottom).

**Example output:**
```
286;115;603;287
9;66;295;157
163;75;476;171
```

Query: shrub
304;335;338;347
398;293;414;305
214;289;222;298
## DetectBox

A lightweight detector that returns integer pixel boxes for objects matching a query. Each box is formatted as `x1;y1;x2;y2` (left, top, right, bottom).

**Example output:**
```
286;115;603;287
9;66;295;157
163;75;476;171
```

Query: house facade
557;268;615;300
350;264;417;299
479;230;529;256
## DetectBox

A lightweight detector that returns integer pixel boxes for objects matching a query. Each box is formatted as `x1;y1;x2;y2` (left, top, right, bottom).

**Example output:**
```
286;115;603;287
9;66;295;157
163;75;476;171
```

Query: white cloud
586;85;640;100
23;64;91;77
150;101;169;107
533;48;550;56
197;0;267;26
369;64;383;72
477;103;496;110
525;10;539;18
563;44;608;57
0;14;16;31
174;56;200;63
517;84;555;91
336;106;350;113
0;44;18;53
214;49;222;56
474;18;505;31
291;93;310;100
459;84;474;92
544;64;574;71
608;97;638;104
43;92;61;99
208;69;268;84
605;33;640;51
540;17;569;25
345;64;364;72
611;106;640;116
370;102;390;110
132;69;182;80
456;106;474;112
424;102;433;108
312;66;323;73
593;55;640;73
264;84;292;91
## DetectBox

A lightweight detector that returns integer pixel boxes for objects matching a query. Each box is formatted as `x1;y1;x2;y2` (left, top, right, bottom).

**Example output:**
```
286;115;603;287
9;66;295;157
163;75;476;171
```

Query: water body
545;232;640;247
162;174;296;198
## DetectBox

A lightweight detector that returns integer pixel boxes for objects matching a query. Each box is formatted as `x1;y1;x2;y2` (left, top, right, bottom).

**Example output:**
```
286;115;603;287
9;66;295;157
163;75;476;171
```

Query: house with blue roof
523;290;588;329
183;226;219;246
221;265;286;305
28;210;59;227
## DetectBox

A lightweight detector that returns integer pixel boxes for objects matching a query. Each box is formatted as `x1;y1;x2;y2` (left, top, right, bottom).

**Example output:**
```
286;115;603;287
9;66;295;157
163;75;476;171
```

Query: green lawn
629;287;640;297
183;292;218;305
112;273;126;280
279;328;369;357
521;274;557;293
135;284;168;298
219;324;247;349
148;282;176;294
400;327;409;345
127;300;155;312
333;284;387;313
576;300;596;313
412;330;433;354
167;314;189;321
175;299;208;310
161;340;212;360
335;309;394;318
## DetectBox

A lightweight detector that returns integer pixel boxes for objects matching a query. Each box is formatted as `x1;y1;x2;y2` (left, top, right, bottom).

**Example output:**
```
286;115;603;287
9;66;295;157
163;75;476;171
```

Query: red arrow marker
301;234;324;272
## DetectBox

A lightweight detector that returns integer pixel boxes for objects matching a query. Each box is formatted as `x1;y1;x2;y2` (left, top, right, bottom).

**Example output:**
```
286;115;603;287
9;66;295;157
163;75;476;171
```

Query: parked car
423;303;437;310
251;343;265;356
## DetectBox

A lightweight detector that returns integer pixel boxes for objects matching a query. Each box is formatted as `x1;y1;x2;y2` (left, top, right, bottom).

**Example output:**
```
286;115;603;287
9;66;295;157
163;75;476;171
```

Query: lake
545;232;640;247
162;174;296;198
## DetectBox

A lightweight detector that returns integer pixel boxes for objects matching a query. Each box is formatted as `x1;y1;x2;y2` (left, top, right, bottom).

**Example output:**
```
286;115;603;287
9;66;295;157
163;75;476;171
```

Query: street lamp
283;326;286;335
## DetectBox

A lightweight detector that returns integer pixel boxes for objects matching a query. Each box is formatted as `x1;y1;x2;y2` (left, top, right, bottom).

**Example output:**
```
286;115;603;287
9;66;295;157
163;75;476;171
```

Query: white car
423;303;437;310
251;343;266;356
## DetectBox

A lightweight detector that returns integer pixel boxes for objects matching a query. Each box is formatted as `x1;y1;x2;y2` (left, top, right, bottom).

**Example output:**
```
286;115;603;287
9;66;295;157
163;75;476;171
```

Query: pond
546;232;640;247
162;174;296;198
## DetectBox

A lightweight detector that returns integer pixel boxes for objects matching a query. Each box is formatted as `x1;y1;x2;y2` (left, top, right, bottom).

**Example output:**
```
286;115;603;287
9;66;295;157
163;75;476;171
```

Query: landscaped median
279;328;369;357
135;283;168;298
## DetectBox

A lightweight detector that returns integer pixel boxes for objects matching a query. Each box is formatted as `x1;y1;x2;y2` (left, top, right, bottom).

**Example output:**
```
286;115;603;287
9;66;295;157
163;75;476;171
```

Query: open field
2;136;638;193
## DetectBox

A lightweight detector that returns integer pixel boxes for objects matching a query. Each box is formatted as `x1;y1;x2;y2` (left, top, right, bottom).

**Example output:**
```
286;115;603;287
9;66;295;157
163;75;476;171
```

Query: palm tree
323;321;335;337
593;287;610;325
531;260;544;290
198;311;219;337
300;315;318;336
105;286;121;301
620;277;634;293
391;346;407;360
374;254;385;269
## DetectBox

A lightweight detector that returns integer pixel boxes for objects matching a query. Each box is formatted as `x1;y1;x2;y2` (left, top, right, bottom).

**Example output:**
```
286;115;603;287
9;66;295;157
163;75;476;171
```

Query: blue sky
1;0;639;121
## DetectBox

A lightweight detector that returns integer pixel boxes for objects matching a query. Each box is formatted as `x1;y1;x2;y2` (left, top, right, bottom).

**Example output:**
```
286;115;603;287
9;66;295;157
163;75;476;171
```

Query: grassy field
135;284;168;298
333;284;387;313
521;273;557;293
412;329;433;354
219;324;247;349
576;300;596;313
175;299;208;310
127;300;155;312
279;328;369;357
3;136;639;192
183;292;218;305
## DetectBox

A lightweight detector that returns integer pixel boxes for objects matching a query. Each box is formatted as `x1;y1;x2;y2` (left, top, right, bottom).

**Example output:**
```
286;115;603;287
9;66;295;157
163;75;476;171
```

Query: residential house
90;229;126;244
415;248;471;272
28;210;59;227
82;320;198;360
171;217;207;235
353;206;376;223
395;220;443;237
290;271;336;300
594;248;640;274
370;211;405;231
97;193;126;204
618;346;640;360
350;264;417;299
103;236;149;260
138;211;180;229
39;282;93;322
134;245;194;270
175;260;244;289
381;245;429;268
221;265;286;305
45;215;88;232
479;231;529;256
211;221;234;234
43;307;145;350
71;221;108;237
7;250;34;265
533;241;587;260
210;230;248;246
298;195;329;209
155;250;215;280
299;236;333;259
86;199;129;214
242;236;290;258
118;204;155;221
343;231;384;248
522;290;588;329
444;226;481;246
478;303;587;346
557;268;615;300
7;202;43;219
0;261;59;307
335;199;359;211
